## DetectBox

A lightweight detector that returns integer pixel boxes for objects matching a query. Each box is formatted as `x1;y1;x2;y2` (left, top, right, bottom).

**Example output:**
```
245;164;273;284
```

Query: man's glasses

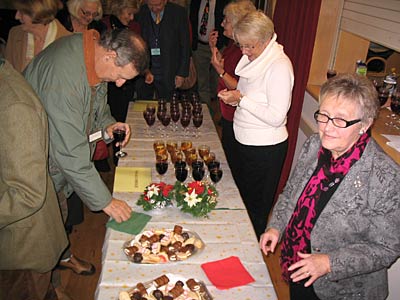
314;111;361;128
80;8;99;18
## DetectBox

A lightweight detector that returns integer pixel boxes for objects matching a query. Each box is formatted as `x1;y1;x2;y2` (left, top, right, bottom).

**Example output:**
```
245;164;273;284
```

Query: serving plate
118;273;213;300
123;225;204;264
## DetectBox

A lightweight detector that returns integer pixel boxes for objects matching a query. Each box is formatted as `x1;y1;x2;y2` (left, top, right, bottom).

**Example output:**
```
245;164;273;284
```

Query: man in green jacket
0;58;68;299
23;29;148;295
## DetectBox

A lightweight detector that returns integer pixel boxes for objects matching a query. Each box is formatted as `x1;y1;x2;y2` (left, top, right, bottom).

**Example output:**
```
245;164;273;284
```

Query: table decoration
174;181;218;218
136;182;174;211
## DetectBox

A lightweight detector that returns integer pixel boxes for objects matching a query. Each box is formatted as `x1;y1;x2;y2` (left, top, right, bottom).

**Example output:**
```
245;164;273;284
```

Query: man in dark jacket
136;0;190;99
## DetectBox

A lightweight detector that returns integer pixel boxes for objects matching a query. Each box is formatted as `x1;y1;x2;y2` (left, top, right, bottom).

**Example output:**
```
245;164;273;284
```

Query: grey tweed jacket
268;134;400;300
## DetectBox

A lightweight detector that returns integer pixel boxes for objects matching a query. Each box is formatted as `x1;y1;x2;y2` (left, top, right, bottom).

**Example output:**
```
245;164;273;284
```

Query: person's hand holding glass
107;122;131;158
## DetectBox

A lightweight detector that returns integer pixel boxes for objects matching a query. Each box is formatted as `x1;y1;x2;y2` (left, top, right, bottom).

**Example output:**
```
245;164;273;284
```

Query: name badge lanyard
151;18;161;56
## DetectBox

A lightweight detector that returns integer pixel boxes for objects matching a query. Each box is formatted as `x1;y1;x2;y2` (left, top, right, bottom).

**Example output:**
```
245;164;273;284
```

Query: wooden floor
60;99;289;300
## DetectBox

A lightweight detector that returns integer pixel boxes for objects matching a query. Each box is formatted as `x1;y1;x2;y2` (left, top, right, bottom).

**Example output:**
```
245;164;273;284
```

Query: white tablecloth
95;102;277;299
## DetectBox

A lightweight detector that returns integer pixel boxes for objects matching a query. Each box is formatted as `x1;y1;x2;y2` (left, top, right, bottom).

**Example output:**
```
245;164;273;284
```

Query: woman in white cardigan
218;10;294;238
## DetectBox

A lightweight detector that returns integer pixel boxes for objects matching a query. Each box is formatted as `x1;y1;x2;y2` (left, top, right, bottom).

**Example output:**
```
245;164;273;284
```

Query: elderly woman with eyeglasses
208;0;255;182
4;0;70;72
217;10;294;239
260;73;400;300
57;0;106;33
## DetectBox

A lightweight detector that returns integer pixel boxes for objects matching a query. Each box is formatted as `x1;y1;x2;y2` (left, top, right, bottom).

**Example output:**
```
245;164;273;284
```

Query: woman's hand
209;30;218;48
217;89;241;106
259;228;279;255
288;251;331;287
210;47;224;75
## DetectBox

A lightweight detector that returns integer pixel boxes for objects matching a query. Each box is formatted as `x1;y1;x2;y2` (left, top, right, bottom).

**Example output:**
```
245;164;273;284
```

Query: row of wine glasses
143;93;205;138
152;140;223;185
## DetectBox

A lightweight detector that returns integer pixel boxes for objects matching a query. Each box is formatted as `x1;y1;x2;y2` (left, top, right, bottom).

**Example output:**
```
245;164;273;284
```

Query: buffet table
95;101;278;300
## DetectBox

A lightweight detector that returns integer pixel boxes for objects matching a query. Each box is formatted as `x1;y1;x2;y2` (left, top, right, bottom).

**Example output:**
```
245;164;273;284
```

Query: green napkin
106;211;151;235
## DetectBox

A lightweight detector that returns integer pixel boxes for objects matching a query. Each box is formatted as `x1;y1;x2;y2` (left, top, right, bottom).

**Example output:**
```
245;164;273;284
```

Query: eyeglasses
237;43;257;50
80;8;99;18
314;111;361;128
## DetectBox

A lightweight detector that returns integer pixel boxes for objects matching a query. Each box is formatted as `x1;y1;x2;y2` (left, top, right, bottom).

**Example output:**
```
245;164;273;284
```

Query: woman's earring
359;129;364;135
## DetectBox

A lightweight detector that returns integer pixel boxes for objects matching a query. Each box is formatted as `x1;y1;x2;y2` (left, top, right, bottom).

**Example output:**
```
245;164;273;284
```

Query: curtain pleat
272;0;322;203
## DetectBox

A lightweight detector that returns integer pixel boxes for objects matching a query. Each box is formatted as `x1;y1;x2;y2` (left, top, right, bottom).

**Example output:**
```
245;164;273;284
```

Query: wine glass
192;165;205;182
378;87;389;107
175;166;188;183
155;158;168;182
180;112;191;137
161;113;171;138
113;129;127;158
143;110;156;137
209;167;223;187
170;109;180;132
198;145;210;160
192;113;203;138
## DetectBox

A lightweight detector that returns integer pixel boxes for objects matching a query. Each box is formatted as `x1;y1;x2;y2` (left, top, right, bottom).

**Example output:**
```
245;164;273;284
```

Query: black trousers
234;138;288;239
221;117;239;185
290;281;320;300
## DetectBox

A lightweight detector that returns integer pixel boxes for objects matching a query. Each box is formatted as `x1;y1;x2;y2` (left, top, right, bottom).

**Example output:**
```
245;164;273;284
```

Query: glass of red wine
209;167;223;187
378;87;389;107
180;112;191;137
143;110;156;137
192;113;203;138
155;158;168;182
161;113;171;138
171;109;180;132
113;129;127;158
175;166;188;183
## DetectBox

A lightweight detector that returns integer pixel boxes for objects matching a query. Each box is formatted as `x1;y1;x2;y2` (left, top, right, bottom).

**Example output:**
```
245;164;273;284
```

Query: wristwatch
219;71;226;78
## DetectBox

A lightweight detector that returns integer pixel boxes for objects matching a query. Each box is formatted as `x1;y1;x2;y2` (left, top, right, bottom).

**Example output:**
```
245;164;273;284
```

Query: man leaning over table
0;58;68;300
23;28;149;294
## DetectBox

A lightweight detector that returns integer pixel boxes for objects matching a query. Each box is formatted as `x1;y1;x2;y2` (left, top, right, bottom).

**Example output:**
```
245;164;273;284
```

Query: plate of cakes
118;274;213;300
123;225;204;264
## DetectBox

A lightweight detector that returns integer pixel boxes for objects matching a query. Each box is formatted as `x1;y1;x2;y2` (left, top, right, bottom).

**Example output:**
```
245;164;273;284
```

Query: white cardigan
233;33;294;146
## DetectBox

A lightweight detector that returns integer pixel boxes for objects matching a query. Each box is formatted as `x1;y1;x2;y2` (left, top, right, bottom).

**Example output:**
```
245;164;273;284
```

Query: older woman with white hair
218;10;294;239
261;73;400;300
208;0;255;181
57;0;106;33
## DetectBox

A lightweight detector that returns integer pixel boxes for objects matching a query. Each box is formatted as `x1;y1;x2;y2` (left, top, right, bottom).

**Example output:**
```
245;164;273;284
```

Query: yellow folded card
132;100;157;112
114;167;152;192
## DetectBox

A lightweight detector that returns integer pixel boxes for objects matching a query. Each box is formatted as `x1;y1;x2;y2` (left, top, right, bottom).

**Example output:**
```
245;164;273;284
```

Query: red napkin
201;256;255;290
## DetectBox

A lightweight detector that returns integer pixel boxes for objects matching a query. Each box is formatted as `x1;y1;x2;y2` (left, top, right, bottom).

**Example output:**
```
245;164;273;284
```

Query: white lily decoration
184;190;202;208
146;184;160;199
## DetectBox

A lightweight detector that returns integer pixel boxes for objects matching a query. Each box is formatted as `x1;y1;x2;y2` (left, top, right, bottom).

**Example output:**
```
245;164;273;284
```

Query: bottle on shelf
383;68;397;97
355;60;367;76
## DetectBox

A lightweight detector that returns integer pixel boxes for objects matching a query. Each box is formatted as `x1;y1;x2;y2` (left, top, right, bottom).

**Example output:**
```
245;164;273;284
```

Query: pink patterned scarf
280;132;370;281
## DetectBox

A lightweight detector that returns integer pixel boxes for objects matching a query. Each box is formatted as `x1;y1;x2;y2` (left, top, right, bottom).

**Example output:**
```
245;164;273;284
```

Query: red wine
113;129;126;143
145;114;156;126
175;167;188;182
161;115;171;126
180;116;190;128
207;160;220;171
156;162;168;175
210;169;223;183
192;167;205;181
193;117;203;128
